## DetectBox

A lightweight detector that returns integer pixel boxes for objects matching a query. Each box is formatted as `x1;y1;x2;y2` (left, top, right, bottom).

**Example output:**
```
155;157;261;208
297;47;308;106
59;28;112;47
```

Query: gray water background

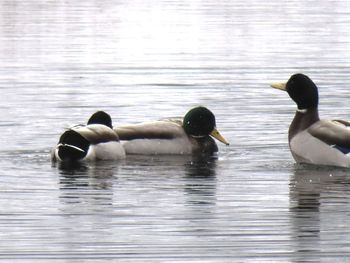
1;0;350;261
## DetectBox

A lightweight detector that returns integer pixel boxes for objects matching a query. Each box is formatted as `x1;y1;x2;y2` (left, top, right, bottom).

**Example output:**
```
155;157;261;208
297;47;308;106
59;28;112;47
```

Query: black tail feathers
57;130;90;162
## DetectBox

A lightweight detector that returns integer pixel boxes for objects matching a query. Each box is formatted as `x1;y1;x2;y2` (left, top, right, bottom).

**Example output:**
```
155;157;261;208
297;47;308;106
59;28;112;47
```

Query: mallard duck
52;111;125;162
271;73;350;167
114;106;229;155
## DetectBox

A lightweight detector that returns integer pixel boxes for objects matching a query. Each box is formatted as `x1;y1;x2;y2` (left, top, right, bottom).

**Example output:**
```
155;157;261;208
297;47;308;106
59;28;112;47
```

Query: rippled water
1;0;350;261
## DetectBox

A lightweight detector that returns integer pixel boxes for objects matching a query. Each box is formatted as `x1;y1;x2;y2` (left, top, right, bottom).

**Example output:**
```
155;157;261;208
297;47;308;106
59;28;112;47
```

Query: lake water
1;0;350;261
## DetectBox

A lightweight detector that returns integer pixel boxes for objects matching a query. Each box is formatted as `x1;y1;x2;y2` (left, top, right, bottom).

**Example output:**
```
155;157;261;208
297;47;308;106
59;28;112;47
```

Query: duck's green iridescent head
87;111;113;128
183;106;229;145
271;73;319;110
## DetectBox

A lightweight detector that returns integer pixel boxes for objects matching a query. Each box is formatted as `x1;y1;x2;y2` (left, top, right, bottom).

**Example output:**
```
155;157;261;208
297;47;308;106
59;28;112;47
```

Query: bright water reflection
290;165;350;262
1;0;350;261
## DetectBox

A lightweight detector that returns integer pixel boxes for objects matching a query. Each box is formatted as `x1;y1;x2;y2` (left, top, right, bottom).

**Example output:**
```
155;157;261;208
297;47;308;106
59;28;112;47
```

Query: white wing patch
122;137;193;155
85;141;126;161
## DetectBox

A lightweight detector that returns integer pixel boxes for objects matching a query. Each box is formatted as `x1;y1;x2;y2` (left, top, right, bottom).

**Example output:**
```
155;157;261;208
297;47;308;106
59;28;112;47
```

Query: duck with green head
114;106;229;155
272;73;350;167
52;111;126;162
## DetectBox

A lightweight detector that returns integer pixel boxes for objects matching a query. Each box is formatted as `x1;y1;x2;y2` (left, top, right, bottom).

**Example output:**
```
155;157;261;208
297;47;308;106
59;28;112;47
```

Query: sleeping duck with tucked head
271;73;350;168
52;111;125;162
114;106;229;155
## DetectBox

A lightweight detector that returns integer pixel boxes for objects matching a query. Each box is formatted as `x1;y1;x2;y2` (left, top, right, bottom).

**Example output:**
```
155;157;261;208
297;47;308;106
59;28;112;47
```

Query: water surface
1;0;350;261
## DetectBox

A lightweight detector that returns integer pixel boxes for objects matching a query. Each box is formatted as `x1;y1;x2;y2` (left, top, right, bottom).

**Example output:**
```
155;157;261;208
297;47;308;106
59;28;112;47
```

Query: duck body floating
272;73;350;168
114;106;229;155
52;111;125;162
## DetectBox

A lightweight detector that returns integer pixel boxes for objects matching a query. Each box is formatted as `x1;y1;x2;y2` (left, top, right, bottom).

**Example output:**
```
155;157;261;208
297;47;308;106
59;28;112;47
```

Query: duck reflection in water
121;153;218;208
57;161;118;208
184;155;217;206
289;164;350;261
55;161;119;253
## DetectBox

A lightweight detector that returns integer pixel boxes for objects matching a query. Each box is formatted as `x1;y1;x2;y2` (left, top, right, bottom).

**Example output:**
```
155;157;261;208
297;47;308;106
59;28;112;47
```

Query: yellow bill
210;128;229;145
271;82;287;91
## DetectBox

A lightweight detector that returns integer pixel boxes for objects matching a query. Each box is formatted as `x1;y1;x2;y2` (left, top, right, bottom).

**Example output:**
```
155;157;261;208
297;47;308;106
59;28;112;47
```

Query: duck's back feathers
308;120;350;149
72;124;120;144
115;120;185;140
